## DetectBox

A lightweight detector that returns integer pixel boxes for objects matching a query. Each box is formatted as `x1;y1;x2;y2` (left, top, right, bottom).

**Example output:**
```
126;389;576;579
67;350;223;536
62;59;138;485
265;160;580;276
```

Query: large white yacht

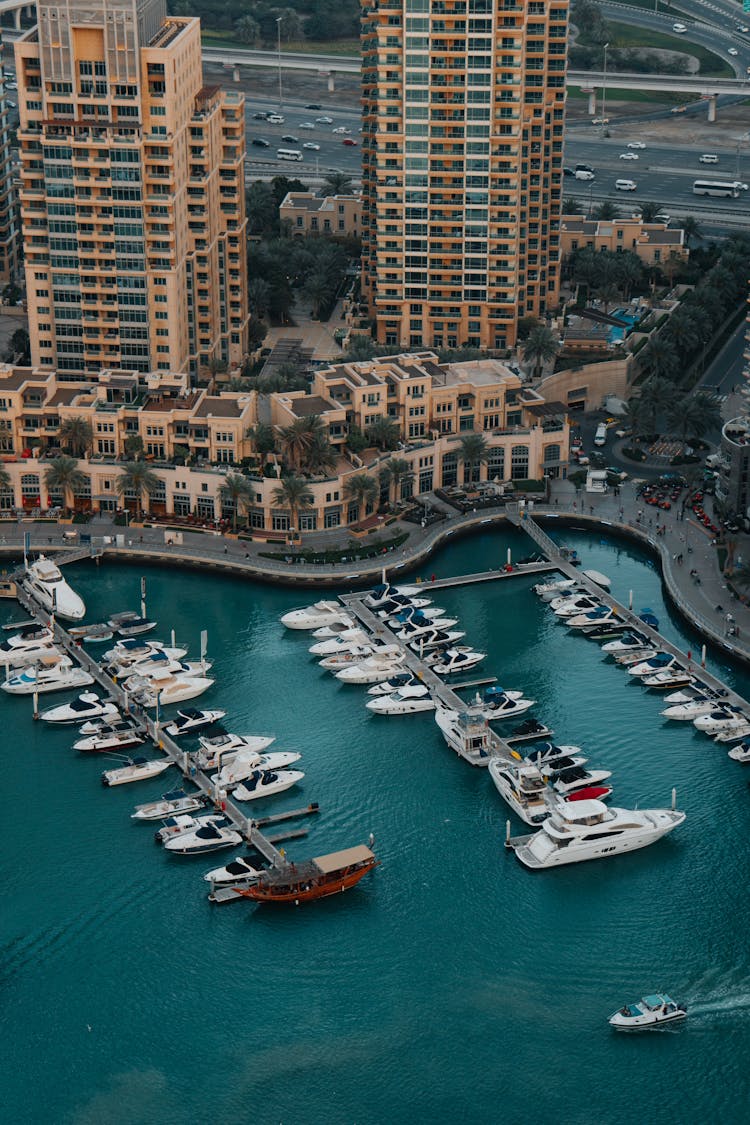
233;768;305;801
489;759;550;825
214;748;302;789
480;687;536;721
308;629;373;656
363;583;421;609
132;788;207;822
24;555;86;620
694;708;750;734
40;692;119;724
427;647;486;676
2;657;93;695
366;684;435;715
552;595;602;618
101;756;174;787
124;671;214;707
281;600;350;630
195;731;276;770
533;578;580;602
510;797;685;869
334;650;407;684
434;706;493;766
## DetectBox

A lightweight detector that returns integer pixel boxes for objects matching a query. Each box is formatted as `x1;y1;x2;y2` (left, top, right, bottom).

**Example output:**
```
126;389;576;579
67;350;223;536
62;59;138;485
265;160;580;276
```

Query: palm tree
248;277;271;319
366;416;401;452
640;334;678;381
458;433;490;485
638;201;660;223
669;392;723;453
219;472;252;530
639;376;678;435
278;416;326;472
524;325;559;380
622;396;648;441
682;215;701;247
343;472;379;521
116;461;160;518
593;201;619;221
60;416;93;458
271;475;314;537
563;196;583;215
320;171;353;197
614;253;644;302
44;455;86;512
246;422;277;459
303;432;338;477
304;269;335;319
378;457;413;504
0;463;10;492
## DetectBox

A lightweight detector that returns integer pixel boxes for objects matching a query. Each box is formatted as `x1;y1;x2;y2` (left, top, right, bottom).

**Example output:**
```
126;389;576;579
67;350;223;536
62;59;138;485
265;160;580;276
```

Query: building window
324;507;341;529
511;445;529;480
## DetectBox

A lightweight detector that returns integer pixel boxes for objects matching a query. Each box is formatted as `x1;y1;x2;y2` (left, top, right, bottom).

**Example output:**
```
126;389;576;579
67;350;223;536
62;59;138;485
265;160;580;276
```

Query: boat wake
689;993;750;1020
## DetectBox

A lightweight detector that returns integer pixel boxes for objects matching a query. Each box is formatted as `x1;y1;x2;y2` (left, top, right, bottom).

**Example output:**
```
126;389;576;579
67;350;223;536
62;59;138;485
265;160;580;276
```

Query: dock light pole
276;16;283;113
600;43;610;138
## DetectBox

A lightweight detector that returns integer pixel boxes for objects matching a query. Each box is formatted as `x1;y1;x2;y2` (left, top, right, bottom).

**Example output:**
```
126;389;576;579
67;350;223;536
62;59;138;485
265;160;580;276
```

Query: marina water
3;528;750;1124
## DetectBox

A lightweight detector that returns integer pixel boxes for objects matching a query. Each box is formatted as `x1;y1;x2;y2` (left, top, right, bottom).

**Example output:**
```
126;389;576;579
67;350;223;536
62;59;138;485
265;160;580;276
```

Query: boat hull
514;814;685;869
235;860;377;904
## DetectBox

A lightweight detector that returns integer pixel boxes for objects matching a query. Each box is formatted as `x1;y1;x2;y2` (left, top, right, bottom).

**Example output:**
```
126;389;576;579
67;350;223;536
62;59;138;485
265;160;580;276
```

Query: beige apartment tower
15;0;249;378
361;0;567;351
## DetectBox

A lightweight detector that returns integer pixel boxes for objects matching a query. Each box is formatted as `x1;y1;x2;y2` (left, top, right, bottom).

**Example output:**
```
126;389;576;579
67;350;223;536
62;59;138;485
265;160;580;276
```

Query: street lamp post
276;16;283;113
600;42;609;138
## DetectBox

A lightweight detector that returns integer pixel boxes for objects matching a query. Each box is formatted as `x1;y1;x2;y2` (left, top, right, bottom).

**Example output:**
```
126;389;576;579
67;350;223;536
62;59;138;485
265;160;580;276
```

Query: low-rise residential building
559;217;688;267
279;193;361;239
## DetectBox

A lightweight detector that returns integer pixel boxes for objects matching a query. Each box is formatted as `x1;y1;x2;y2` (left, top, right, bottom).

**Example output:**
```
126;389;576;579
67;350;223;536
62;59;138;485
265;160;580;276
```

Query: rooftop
192;396;250;419
288;394;340;418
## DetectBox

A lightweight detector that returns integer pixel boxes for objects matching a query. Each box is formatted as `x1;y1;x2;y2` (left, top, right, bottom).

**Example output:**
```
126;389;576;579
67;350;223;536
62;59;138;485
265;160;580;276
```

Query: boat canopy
313;845;375;874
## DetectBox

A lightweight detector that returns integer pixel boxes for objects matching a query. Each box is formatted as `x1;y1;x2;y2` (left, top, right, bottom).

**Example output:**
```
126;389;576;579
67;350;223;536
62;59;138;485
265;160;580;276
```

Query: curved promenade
2;476;749;665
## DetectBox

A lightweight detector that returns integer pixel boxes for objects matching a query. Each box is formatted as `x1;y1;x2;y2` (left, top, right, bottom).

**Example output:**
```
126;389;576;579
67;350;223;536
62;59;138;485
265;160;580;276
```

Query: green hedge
258;531;409;565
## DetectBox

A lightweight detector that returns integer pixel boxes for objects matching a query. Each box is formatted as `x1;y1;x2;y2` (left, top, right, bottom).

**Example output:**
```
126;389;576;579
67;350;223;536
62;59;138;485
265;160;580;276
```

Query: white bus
276;148;303;162
692;180;741;198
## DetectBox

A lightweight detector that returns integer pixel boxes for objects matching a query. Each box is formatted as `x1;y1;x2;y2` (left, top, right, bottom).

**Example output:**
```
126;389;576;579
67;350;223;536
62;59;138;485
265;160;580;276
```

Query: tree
346;334;377;361
60;416;93;458
343;472;379;520
124;434;144;459
235;15;260;44
682;215;702;247
639;376;678;434
0;463;10;492
366;416;401;452
219;472;252;530
246;182;279;237
458;432;490;485
640;334;678;381
524;325;559;379
248;278;272;319
379;457;413;504
622;396;648;440
303;432;338;477
638;201;660;223
5;327;30;364
345;424;368;454
304;269;335;318
669;391;723;452
116;461;160;518
516;315;541;341
278;7;305;41
614;253;644;302
593;201;620;221
562;196;583;215
320;171;354;197
271;475;314;537
246;422;277;459
278;416;333;475
44;455;86;511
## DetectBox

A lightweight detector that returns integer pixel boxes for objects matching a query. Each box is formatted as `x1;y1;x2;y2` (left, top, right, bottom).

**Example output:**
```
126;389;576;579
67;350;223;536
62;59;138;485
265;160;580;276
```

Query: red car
342;138;358;146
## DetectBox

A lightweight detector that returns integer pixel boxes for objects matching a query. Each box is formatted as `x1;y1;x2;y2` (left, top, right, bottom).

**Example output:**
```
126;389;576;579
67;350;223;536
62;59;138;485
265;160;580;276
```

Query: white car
737;24;749;33
316;115;333;124
729;47;739;56
615;179;637;191
299;122;315;130
619;152;638;160
303;142;320;150
266;113;284;124
627;141;646;149
672;22;686;33
332;126;351;135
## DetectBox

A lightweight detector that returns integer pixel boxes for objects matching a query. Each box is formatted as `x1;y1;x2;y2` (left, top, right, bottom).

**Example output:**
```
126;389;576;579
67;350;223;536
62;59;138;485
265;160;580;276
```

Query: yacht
40;692;119;724
203;855;262;885
308;629;372;656
79;717;142;738
24;555;85;620
2;658;94;695
74;727;145;753
489;759;550;825
214;748;302;789
195;730;276;769
374;593;433;615
116;616;157;637
434;706;493;767
693;708;750;734
0;639;60;668
318;645;377;670
311;615;356;639
124;671;214;707
163;820;243;855
396;617;459;643
103;638;187;664
233;768;305;802
614;649;659;668
334;650;407;684
549;764;613;797
583;621;629;642
281;600;349;630
132;788;207;822
68;623;114;644
407;627;465;652
155;812;229;845
368;672;419;696
381;600;445;622
480;686;535;720
390;608;456;630
609;994;687;1031
566;607;621;631
366;685;435;715
101;756;174;787
1;622;54;650
510;797;686;869
551;594;602;618
111;653;211;682
713;722;750;745
510;718;553;741
601;630;650;654
163;708;227;737
664;685;722;706
534;578;580;602
363;583;421;610
627;653;680;677
430;648;486;676
524;744;587;771
642;670;694;691
662;697;723;721
728;740;750;762
581;569;611;591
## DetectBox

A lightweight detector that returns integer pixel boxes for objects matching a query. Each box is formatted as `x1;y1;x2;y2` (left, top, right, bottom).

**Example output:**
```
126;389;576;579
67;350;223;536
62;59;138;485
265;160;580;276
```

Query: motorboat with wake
40;692;119;725
163;708;227;737
132;788;207;822
233;768;305;802
163;819;243;855
2;658;93;695
24;555;85;620
609;994;687;1031
281;600;350;630
101;756;174;787
429;647;486;676
509;796;685;869
334;650;407;684
434;706;493;766
365;685;435;715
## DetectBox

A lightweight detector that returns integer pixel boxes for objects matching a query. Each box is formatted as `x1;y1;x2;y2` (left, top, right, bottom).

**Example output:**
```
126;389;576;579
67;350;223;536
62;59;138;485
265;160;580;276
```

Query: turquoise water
3;527;750;1124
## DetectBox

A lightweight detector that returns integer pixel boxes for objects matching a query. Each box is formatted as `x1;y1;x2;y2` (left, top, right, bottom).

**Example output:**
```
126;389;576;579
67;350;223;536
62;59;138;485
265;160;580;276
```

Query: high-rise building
0;34;20;288
361;0;568;352
15;0;248;378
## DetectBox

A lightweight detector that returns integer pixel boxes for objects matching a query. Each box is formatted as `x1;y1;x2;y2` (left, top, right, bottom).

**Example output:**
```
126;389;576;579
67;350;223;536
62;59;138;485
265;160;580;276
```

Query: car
332;126;350;134
251;138;270;147
655;213;670;223
729;47;739;56
615;179;637;191
303;142;321;151
619;152;638;160
734;181;749;191
575;169;595;181
627;141;646;149
5;81;16;90
591;117;609;125
316;115;333;124
266;113;284;124
670;105;687;113
305;103;322;110
252;112;267;120
672;22;686;33
299;122;315;130
563;166;574;177
737;24;749;33
281;134;298;143
342;138;358;146
699;153;718;164
6;101;15;108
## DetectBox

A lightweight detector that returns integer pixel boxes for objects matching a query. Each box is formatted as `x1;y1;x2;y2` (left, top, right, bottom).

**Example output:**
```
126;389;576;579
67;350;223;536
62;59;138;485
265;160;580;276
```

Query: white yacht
24;555;85;620
80;717;139;738
614;648;658;667
601;631;650;654
2;658;93;695
132;788;207;822
318;644;377;670
488;759;550;825
155;812;229;845
407;627;465;652
111;653;211;681
281;600;349;630
366;685;435;715
368;672;419;696
335;650;407;684
434;706;493;767
124;671;214;707
549;764;613;797
728;740;750;762
163;708;226;737
609;994;687;1031
396;617;459;642
163;820;242;854
642;670;694;691
41;692;119;724
662;697;723;721
627;653;680;678
582;569;611;591
533;578;580;602
552;595;602;618
311;615;356;638
388;607;456;630
116;616;157;637
480;687;536;721
68;623;114;644
308;629;372;656
74;727;145;753
524;745;587;771
101;756;174;787
693;708;749;734
233;768;305;802
427;647;486;676
510;797;686;869
1;622;54;650
195;731;276;769
103;639;187;664
373;593;433;617
713;722;750;745
214;748;302;789
203;855;262;885
363;583;421;609
566;607;622;631
0;638;60;668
